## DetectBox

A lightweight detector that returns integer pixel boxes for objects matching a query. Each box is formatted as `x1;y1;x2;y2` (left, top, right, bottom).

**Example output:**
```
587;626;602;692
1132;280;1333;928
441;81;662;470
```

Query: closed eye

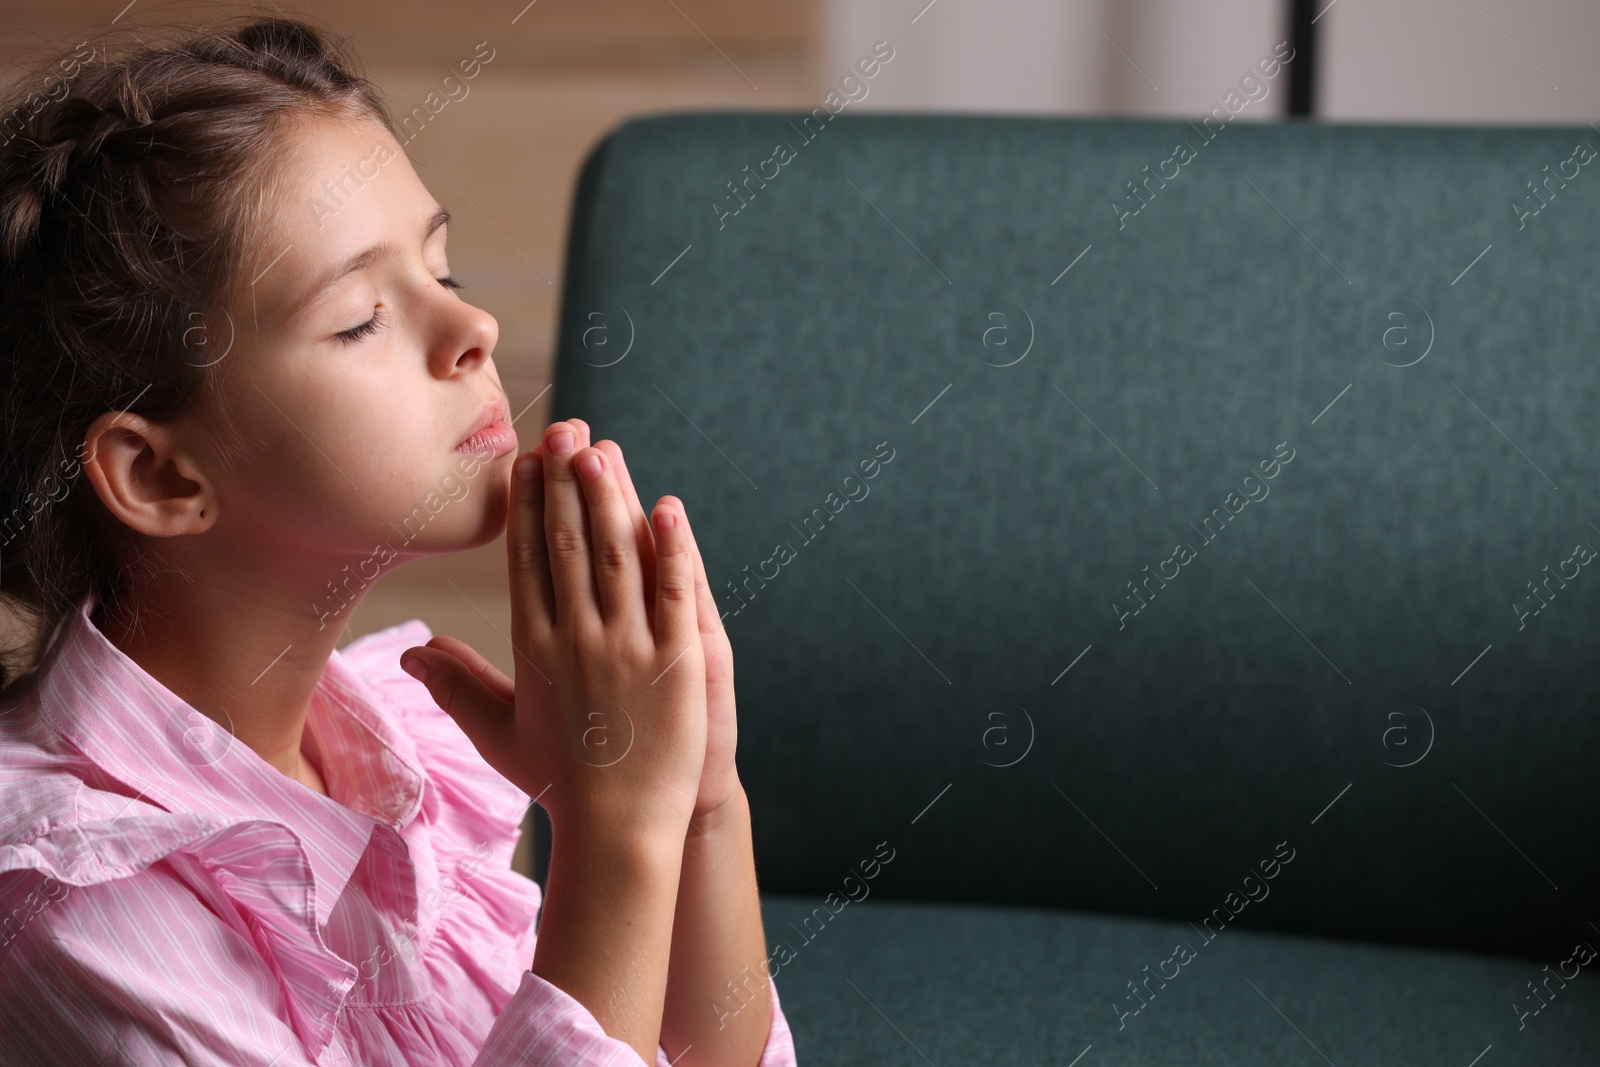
333;277;464;344
335;308;386;344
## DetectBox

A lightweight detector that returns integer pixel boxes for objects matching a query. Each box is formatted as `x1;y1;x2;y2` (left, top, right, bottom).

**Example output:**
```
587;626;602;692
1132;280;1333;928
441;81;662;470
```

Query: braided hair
0;13;398;692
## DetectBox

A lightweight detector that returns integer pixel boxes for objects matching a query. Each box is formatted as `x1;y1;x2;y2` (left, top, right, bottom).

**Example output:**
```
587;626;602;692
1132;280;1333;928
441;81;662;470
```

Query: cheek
230;371;429;522
227;363;506;551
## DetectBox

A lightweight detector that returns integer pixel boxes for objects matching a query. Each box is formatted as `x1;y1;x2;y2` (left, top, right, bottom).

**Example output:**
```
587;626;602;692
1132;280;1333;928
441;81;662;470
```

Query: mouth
454;397;517;457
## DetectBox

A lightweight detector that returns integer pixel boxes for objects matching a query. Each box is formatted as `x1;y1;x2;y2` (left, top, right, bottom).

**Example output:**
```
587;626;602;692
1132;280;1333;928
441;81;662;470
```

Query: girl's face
197;112;515;564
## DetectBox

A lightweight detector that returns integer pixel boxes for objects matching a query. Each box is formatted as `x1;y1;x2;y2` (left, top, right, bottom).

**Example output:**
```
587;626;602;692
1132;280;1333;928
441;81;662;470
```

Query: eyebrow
284;206;451;320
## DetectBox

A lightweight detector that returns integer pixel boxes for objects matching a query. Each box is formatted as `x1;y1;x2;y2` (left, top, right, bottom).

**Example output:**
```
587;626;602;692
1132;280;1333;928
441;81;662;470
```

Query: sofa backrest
547;111;1600;961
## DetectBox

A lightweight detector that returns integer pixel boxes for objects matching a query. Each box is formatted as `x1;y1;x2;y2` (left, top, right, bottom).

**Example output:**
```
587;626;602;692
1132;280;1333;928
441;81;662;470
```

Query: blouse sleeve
479;964;798;1067
649;971;799;1067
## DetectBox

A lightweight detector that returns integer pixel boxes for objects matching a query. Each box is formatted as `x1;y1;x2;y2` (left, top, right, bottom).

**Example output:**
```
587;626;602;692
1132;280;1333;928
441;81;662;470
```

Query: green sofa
538;111;1600;1064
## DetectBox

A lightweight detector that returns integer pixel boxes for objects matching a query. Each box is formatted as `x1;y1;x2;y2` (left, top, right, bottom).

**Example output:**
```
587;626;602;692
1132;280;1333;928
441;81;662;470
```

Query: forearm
660;785;774;1067
532;816;688;1065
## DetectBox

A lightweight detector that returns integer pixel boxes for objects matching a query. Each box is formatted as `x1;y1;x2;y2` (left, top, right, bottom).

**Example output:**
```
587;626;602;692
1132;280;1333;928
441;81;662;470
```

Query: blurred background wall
824;0;1600;122
2;0;1592;873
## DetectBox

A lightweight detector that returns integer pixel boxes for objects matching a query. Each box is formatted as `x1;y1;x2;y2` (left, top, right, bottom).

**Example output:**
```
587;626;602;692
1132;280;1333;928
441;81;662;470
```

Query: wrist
544;816;687;922
548;778;704;843
551;798;694;862
687;780;749;841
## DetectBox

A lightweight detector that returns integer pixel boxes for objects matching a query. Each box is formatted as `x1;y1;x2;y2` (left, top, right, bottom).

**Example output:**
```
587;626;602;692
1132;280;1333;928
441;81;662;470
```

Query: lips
455;397;513;452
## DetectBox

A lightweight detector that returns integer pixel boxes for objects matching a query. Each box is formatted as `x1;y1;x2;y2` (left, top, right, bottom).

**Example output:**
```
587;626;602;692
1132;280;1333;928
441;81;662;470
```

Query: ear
81;410;217;536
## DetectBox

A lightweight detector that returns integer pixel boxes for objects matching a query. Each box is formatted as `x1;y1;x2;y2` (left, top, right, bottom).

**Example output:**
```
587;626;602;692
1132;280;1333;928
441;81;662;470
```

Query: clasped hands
403;422;745;838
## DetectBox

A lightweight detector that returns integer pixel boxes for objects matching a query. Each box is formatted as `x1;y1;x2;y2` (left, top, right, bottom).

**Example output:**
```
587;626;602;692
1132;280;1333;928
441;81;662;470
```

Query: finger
595;439;657;630
672;486;725;642
542;420;600;626
400;639;514;758
545;428;655;629
651;495;699;660
508;445;556;647
426;634;516;701
550;424;654;629
533;413;587;457
573;445;648;627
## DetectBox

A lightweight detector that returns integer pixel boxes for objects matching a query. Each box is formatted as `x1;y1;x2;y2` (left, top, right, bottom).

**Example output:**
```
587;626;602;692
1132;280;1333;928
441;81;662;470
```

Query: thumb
400;637;514;758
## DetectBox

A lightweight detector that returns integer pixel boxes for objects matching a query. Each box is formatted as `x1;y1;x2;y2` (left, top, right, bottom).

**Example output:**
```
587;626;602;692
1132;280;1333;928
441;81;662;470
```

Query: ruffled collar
29;591;433;929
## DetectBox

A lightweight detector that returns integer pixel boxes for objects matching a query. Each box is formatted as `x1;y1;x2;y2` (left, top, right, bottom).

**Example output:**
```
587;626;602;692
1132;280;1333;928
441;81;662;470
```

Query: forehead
235;112;433;323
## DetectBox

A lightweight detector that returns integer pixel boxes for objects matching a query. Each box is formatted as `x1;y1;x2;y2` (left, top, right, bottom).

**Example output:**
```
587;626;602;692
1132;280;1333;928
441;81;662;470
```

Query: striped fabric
0;592;797;1066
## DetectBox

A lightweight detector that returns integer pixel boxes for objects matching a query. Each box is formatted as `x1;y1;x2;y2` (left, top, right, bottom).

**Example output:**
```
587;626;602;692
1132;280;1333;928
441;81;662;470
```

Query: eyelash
334;275;465;345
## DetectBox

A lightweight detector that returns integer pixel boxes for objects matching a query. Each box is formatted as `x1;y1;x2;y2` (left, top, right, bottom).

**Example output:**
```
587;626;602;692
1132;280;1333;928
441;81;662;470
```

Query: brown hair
0;13;397;692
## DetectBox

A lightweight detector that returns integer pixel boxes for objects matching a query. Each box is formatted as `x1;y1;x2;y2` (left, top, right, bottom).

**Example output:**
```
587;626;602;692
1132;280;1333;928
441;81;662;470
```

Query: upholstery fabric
548;111;1600;1062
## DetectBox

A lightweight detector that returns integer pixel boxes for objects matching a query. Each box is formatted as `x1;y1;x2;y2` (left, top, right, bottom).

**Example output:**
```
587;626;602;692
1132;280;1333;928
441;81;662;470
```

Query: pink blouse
0;593;797;1065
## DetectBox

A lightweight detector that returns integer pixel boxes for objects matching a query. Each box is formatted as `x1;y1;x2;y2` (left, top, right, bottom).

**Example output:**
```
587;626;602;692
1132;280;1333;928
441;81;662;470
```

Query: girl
0;14;794;1066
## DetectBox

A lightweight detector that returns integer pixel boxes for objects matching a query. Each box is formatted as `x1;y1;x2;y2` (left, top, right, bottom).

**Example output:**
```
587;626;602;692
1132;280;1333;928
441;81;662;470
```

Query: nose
433;294;499;377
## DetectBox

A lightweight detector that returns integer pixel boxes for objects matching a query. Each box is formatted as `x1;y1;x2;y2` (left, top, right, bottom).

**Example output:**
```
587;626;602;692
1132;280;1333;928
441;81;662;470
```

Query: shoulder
2;852;263;974
0;856;304;1065
0;693;209;895
0;688;319;913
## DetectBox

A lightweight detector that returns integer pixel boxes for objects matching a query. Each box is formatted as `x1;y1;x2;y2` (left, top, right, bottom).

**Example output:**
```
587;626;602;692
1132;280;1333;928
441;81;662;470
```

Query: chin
456;488;514;551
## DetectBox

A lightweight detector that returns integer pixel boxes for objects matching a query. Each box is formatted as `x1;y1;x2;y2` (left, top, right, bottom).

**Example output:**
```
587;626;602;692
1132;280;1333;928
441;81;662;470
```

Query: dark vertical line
1287;0;1319;118
532;804;551;906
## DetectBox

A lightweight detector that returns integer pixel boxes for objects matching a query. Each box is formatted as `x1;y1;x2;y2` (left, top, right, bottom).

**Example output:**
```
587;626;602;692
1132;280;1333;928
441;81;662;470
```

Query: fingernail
549;430;575;455
655;508;675;532
515;454;538;481
400;656;428;683
576;453;602;481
